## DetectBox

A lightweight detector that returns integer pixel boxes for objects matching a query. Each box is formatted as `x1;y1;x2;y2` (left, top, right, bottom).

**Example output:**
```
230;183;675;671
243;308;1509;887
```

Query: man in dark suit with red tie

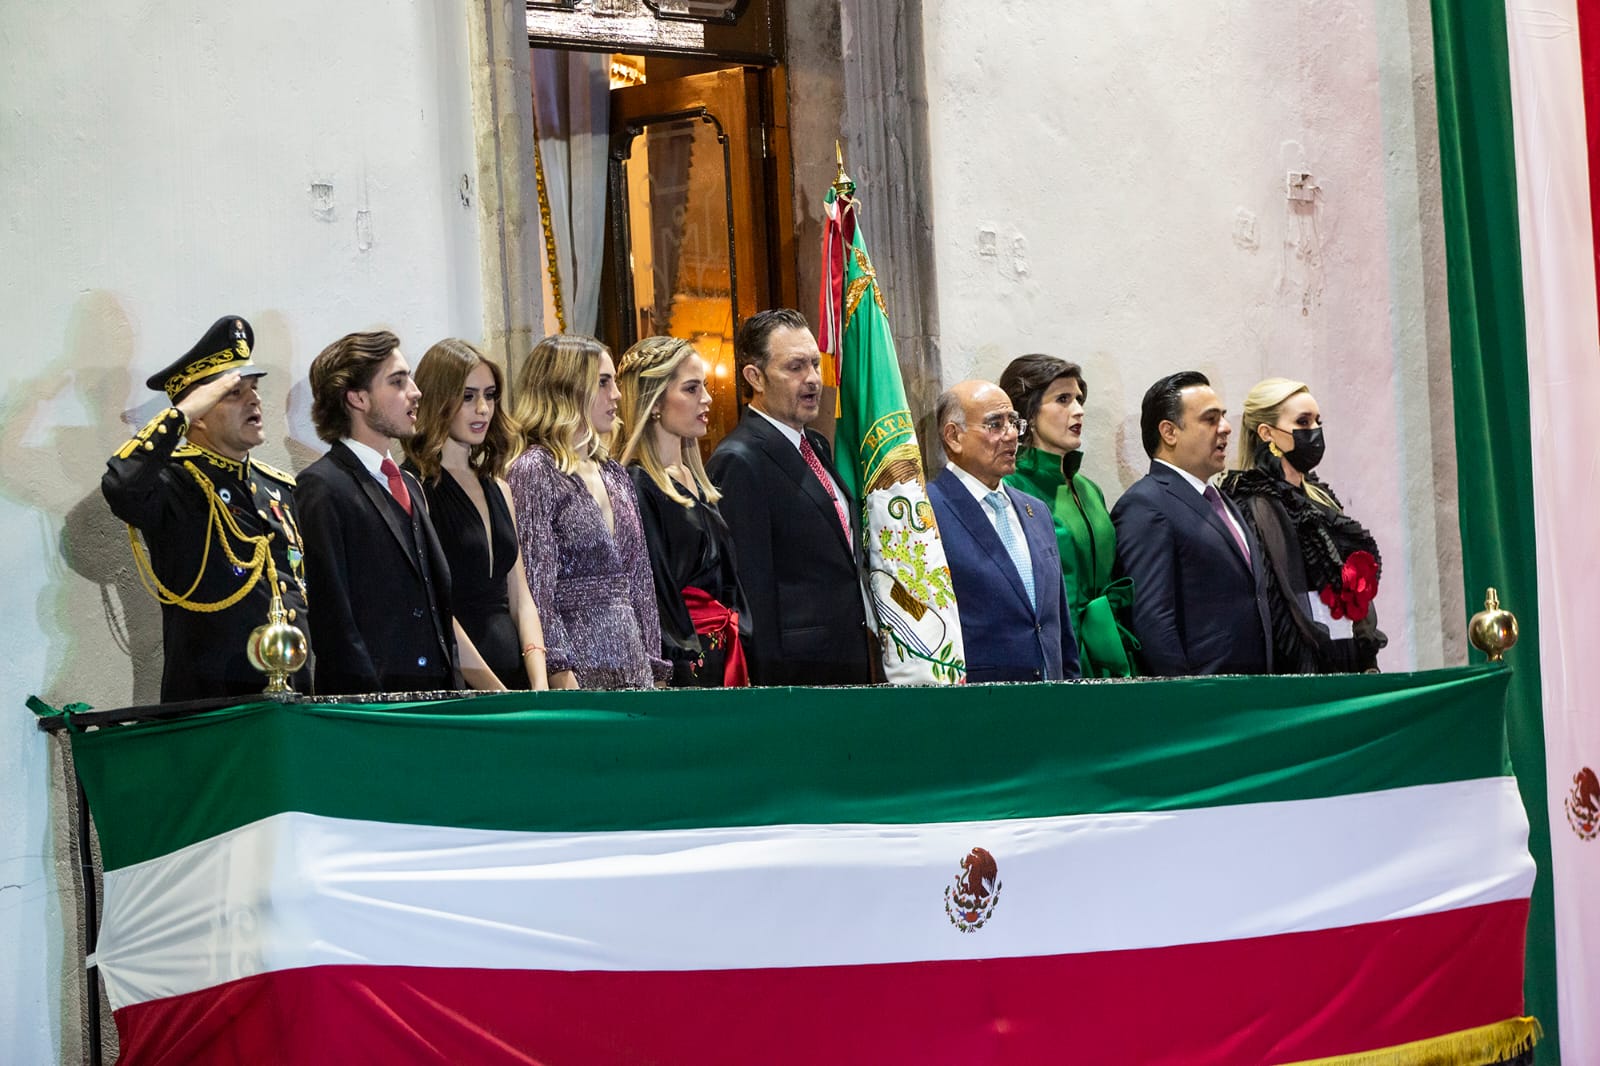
1111;371;1273;676
295;330;461;694
707;309;874;686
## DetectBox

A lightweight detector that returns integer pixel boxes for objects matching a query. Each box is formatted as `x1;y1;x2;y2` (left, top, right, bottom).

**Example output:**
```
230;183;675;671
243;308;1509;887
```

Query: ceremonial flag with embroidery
820;181;965;685
63;668;1539;1065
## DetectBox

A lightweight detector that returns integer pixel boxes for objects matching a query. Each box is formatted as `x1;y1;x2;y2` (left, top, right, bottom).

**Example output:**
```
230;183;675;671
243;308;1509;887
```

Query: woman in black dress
616;336;750;687
403;339;549;689
1220;377;1386;673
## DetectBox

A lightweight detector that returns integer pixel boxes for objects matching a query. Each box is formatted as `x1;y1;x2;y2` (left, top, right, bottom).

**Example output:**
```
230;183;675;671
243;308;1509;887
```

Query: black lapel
744;413;853;556
330;442;423;578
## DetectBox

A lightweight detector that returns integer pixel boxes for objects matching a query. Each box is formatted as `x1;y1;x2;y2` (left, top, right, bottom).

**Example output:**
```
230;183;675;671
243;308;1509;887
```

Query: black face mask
1282;426;1326;473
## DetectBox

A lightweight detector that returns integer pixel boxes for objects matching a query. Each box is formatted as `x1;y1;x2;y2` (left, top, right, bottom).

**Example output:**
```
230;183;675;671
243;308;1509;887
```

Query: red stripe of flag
111;900;1527;1066
1577;0;1600;331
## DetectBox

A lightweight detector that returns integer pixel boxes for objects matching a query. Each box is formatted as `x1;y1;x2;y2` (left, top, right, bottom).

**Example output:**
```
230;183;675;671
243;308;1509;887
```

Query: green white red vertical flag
1432;0;1600;1057
820;180;966;684
1500;1;1600;1060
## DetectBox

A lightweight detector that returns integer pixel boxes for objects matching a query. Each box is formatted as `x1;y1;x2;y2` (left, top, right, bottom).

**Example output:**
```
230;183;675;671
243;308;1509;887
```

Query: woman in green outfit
999;354;1137;677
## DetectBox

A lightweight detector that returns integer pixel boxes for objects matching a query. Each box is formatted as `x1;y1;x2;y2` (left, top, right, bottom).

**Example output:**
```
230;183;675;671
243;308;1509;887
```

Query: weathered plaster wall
0;3;483;1061
918;0;1461;670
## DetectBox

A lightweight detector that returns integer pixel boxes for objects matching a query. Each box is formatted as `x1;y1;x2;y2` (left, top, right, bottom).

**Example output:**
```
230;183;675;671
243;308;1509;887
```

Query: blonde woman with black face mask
1219;378;1386;673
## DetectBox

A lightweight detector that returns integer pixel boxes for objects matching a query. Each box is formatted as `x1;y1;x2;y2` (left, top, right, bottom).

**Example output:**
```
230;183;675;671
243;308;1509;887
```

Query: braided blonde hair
616;335;721;508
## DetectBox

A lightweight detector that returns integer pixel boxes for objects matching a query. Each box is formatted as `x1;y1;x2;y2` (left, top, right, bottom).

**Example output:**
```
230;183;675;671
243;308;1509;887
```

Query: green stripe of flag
76;667;1510;871
1428;0;1558;1051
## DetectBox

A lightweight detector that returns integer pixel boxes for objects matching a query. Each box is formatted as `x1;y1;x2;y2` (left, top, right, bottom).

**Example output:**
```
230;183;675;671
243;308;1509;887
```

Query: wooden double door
601;66;795;451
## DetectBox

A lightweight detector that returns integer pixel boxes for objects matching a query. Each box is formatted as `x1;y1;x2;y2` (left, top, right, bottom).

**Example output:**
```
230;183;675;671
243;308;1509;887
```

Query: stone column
786;0;945;463
463;0;544;375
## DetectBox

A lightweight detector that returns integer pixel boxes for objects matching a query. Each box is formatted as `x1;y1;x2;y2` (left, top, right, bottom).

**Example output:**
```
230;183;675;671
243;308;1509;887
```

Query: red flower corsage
1319;550;1379;622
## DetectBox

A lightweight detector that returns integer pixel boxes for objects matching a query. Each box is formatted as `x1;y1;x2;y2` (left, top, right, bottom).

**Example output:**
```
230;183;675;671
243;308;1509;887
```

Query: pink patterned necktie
799;435;851;545
1203;484;1249;563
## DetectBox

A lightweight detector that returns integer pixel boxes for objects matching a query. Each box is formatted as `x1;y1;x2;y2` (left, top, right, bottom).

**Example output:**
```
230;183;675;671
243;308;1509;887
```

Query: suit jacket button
1035;623;1043;632
417;656;429;667
412;608;425;618
1032;670;1042;679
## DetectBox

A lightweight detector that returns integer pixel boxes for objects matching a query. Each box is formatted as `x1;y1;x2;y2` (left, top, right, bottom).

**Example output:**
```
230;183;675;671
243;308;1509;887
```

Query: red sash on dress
681;585;749;688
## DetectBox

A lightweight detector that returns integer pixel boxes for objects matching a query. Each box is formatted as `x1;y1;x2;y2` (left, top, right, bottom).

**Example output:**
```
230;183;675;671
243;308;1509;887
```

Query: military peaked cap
147;315;265;401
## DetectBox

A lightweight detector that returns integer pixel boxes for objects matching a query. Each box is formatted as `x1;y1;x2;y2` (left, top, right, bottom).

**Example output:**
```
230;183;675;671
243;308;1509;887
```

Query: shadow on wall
0;292;163;706
249;309;325;474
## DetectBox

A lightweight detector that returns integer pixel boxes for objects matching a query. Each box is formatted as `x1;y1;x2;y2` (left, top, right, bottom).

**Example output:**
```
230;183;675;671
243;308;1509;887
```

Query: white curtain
531;49;610;337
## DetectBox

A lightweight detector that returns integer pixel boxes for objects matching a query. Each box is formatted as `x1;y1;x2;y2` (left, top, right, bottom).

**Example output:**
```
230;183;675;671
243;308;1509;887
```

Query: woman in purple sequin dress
506;334;669;690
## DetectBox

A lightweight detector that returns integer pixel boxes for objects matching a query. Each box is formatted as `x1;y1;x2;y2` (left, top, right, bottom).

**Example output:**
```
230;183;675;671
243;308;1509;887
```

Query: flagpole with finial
833;139;855;197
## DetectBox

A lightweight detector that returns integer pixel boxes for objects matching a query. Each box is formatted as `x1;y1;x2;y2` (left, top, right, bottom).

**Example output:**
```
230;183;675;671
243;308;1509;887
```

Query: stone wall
0;3;485;1060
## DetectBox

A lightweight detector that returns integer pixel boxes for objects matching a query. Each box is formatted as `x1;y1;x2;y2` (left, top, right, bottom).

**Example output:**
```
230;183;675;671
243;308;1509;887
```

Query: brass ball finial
248;595;309;695
1468;587;1519;662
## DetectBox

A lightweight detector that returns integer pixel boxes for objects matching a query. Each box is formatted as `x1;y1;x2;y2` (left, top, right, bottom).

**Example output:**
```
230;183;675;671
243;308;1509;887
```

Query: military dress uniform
101;316;311;701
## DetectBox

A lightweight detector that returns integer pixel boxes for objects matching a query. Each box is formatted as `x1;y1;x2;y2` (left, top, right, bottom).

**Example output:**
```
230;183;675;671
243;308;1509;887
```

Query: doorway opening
531;48;795;454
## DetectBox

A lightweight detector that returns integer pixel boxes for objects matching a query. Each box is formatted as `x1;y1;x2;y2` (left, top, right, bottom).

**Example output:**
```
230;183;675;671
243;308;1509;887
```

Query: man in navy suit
1111;371;1272;676
928;380;1080;683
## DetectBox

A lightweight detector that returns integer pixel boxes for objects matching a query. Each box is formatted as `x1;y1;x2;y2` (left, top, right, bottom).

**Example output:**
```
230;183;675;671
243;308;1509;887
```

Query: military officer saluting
102;315;311;700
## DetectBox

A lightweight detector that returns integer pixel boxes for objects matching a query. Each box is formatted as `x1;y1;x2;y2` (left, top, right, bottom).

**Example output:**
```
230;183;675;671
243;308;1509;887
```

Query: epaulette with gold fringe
251;459;297;487
113;407;185;460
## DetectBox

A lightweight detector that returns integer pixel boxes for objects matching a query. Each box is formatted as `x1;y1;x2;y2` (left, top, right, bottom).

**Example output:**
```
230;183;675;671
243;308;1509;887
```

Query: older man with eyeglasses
927;380;1081;683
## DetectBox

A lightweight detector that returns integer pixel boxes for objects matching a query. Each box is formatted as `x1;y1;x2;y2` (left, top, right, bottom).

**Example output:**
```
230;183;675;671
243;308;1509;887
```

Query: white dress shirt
945;462;1033;576
343;437;403;497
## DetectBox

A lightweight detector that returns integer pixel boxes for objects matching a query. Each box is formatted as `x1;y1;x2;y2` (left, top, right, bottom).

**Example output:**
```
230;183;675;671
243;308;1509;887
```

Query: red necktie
379;457;413;516
799;435;851;544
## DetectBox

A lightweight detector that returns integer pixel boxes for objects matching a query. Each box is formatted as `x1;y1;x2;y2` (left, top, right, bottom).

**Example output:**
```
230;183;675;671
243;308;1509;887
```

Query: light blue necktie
984;490;1035;610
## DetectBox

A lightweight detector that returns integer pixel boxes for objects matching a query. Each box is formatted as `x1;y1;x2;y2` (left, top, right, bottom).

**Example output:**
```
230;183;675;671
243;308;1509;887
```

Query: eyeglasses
975;414;1027;437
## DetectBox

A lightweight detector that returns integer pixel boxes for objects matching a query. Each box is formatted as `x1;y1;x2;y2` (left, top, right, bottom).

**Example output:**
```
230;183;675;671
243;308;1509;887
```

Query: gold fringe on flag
1277;1016;1540;1066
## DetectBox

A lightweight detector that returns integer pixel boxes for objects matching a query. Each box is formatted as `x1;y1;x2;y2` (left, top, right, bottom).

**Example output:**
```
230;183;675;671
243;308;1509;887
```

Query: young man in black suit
706;309;874;686
1111;370;1273;676
295;330;461;694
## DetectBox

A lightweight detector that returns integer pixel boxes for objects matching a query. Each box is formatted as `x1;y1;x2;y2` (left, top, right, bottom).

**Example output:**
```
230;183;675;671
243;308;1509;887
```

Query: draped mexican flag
820;182;966;685
1431;1;1600;1059
66;670;1537;1065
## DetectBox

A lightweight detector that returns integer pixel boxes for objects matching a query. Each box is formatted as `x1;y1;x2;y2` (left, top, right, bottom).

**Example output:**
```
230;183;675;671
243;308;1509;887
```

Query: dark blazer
707;410;872;686
928;468;1081;683
1110;461;1273;676
295;441;461;694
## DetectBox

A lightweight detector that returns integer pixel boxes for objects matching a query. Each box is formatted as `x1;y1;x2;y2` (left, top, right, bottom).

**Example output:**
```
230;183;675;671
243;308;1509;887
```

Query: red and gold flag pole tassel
1280;1016;1540;1066
818;140;856;416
